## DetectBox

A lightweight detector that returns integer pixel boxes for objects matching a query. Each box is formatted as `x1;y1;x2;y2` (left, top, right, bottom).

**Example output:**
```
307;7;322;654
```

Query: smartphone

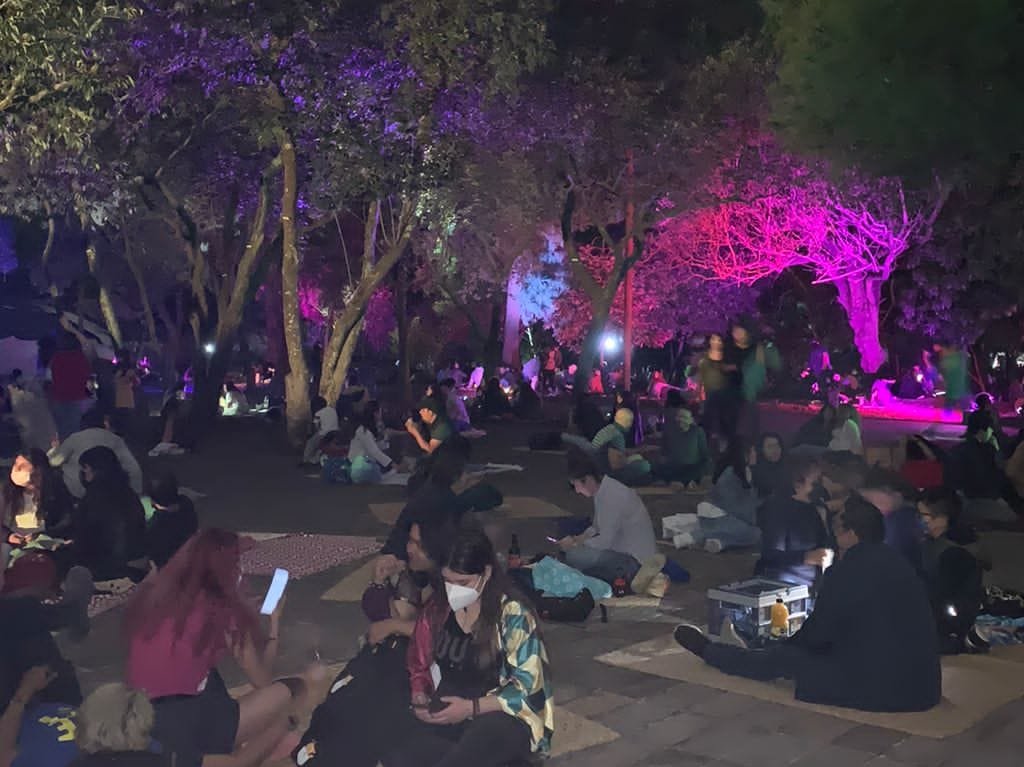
260;568;289;615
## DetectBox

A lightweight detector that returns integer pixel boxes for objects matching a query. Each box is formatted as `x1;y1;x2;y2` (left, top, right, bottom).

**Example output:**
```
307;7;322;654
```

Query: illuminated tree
661;142;948;372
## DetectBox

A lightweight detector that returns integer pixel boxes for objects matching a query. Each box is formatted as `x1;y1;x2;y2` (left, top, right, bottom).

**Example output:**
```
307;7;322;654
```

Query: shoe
704;538;723;554
645;572;669;599
697;501;726;519
60;566;94;641
630;553;667;595
673;623;709;656
719;618;747;648
673;532;696;549
964;627;991;655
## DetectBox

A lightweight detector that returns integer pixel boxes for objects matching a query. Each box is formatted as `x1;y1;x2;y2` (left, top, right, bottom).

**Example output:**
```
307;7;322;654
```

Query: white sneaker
704;538;724;554
697;501;726;519
673;531;696;549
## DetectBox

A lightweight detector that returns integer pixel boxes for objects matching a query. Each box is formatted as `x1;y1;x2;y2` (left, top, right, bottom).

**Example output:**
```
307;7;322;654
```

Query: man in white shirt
559;448;658;586
49;410;143;498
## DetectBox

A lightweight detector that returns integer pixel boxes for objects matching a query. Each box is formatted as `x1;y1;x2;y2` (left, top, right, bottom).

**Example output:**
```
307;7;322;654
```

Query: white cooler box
706;578;810;640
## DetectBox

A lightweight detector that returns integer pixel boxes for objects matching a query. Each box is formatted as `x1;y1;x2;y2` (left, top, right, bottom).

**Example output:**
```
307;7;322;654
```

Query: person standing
48;325;93;441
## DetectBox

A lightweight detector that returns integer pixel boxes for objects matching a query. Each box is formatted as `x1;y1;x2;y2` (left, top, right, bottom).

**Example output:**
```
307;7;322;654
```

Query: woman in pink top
124;529;322;767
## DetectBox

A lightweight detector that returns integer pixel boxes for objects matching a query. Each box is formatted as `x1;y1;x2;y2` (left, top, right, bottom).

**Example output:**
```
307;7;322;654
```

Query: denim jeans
565;545;640;585
691;515;761;550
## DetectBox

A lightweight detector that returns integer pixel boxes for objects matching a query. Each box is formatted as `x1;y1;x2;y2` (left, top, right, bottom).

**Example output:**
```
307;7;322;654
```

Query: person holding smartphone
387;529;553;767
125;529;323;767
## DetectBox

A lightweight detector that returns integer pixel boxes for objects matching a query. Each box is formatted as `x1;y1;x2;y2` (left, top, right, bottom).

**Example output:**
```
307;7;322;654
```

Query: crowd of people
6;322;1024;767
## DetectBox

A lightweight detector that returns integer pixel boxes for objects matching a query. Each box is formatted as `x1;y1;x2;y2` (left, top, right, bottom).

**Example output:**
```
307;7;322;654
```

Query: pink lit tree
661;143;948;372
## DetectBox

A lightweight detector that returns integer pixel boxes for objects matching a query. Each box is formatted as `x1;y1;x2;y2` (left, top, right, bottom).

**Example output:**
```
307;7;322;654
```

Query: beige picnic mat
371;496;570;526
596;634;1024;738
320;557;377;603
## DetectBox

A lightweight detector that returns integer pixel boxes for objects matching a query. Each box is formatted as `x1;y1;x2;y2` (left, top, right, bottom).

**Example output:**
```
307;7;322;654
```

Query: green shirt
429;418;453;445
591;423;626;451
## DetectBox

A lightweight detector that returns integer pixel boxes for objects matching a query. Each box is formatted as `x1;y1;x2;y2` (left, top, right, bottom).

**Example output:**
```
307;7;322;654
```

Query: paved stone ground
60;410;1024;767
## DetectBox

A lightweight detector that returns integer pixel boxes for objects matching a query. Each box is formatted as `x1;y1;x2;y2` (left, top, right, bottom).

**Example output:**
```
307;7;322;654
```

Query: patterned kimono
408;596;555;753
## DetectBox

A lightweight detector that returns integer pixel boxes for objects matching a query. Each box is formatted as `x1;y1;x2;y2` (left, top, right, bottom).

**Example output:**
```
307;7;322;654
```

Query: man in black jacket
675;495;942;712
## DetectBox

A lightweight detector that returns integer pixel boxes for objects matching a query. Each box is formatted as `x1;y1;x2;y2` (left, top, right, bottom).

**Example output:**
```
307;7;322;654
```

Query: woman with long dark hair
72;446;146;580
387;529;554;767
125;528;323;767
2;448;75;553
349;400;394;484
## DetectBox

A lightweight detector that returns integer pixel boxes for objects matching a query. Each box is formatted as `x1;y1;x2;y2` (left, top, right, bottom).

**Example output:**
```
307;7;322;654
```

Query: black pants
386;712;532;767
0;597;81;709
704;641;807;682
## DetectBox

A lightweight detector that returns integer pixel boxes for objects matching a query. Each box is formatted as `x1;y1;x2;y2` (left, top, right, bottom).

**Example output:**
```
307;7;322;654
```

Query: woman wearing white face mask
388;529;554;767
1;448;75;564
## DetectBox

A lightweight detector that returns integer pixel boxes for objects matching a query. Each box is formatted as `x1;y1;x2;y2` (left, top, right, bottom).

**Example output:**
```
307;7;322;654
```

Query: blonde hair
76;683;154;754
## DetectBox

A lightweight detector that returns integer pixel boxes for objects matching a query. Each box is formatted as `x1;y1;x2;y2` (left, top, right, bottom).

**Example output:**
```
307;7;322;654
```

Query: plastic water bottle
770;597;790;637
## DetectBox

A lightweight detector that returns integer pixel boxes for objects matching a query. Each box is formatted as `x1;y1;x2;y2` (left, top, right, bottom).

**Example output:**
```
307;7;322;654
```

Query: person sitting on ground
652;392;709;487
386;529;553;767
570;392;606;442
754;455;830;589
374;444;471;583
49;410;143;499
819;452;868;515
974;393;1005;450
948;410;1020;522
150;386;187;457
479;378;511;420
591;409;651;486
512;380;543;420
857;467;923;572
144;475;198;570
218;383;249;418
676;441;761;554
439;379;471;434
125;529;324;767
302;396;340;465
72;447;148;582
900;434;945;491
750;433;786;499
827;404;863;455
560;448;658;586
674;497;942;713
613;390;642;447
68;683;167;766
917;490;989;654
295;520;454;767
790;404;835;454
405;399;452;456
2;449;75;563
348;401;395;484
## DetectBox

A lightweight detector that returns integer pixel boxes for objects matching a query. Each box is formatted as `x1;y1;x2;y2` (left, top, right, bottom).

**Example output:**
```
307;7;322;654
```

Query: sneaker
719;618;748;648
704;538;724;554
645;572;669;599
630;553;667;595
964;627;990;655
673;623;709;656
673;531;696;549
60;566;94;641
697;501;726;519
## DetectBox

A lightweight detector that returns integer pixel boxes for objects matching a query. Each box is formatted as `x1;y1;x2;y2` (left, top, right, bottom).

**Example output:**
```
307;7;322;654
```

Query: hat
418;398;442;416
614;408;634;430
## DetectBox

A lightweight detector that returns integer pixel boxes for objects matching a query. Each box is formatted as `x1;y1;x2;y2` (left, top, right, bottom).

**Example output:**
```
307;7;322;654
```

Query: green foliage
764;0;1024;179
0;0;137;159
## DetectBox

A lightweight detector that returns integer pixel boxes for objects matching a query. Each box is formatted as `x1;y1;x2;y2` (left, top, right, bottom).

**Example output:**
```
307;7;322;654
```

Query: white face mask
10;469;31;488
445;579;482;612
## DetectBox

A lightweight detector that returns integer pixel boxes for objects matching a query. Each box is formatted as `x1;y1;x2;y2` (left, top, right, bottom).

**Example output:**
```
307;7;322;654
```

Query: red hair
124;528;262;654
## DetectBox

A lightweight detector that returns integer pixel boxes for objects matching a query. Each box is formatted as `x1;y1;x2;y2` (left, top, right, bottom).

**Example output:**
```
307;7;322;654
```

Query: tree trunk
395;264;413;405
834;276;886;373
483;300;504;377
121;233;158;345
502;271;522;366
575;298;612;392
41;211;57;297
278;131;311;447
84;233;123;348
622;149;635;391
319;201;414;404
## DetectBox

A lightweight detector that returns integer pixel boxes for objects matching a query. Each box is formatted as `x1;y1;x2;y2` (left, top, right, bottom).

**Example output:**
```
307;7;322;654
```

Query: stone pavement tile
594;697;692;735
743;705;857;743
831;724;906;755
790;744;879;767
939;745;1022;767
692;690;766;719
548;734;668;767
564;691;635;718
645;748;714;767
718;731;819;767
641;712;716;749
884;735;952;765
